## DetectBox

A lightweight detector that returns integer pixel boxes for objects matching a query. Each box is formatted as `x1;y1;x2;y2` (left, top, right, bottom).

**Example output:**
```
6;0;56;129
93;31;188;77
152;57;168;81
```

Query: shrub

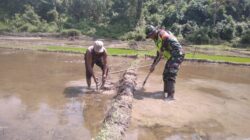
61;29;81;37
47;9;59;23
216;16;236;41
8;5;47;32
170;23;182;36
77;20;96;35
208;27;220;39
0;22;11;33
95;23;131;39
162;11;180;28
145;14;164;26
220;25;234;41
120;31;144;41
235;22;248;37
241;30;250;44
18;23;36;32
47;22;58;32
235;24;244;36
22;5;41;26
187;28;210;44
120;27;145;41
181;21;198;38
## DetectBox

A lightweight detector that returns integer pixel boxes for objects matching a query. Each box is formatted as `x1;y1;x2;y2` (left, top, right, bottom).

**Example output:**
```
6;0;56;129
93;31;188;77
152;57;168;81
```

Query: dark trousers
163;55;184;98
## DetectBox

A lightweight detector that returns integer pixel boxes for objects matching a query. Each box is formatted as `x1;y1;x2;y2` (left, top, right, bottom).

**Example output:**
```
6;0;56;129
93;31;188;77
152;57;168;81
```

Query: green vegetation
45;46;154;56
0;0;249;47
61;29;81;37
0;22;9;32
186;53;250;63
191;44;231;49
0;0;249;63
43;46;250;64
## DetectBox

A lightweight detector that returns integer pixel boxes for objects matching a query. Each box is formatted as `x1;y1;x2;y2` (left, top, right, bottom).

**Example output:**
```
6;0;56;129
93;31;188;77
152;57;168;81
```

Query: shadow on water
63;86;99;98
134;90;163;100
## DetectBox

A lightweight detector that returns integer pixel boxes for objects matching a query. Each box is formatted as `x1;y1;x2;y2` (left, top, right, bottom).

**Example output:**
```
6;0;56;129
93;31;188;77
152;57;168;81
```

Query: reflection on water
0;95;91;140
0;48;132;139
0;48;250;140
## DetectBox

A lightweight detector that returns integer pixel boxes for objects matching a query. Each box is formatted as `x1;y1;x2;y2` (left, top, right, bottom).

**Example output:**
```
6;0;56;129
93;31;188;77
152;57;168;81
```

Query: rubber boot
165;79;175;101
87;78;91;89
163;81;168;99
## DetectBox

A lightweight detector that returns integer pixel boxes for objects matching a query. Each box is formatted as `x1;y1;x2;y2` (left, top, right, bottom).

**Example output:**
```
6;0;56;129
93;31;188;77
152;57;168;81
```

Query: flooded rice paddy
0;48;250;140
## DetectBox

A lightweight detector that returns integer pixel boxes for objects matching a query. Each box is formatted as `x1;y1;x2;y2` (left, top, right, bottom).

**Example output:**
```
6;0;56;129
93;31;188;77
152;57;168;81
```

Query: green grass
43;46;250;63
0;22;9;32
107;48;142;55
190;44;231;50
107;48;156;56
185;53;250;63
45;46;155;56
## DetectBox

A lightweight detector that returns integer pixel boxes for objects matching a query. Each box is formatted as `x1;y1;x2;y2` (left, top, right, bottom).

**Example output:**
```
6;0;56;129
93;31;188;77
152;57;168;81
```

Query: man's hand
93;76;99;90
150;51;161;73
100;76;106;89
102;76;106;83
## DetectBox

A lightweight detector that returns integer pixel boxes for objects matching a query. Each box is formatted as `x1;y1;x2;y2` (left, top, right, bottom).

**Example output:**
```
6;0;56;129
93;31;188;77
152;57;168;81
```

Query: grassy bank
45;46;155;56
185;53;250;63
43;46;250;64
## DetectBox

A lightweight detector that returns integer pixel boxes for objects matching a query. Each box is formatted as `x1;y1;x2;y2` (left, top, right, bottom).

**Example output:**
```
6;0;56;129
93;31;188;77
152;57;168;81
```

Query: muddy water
0;48;250;140
127;61;250;140
0;48;134;140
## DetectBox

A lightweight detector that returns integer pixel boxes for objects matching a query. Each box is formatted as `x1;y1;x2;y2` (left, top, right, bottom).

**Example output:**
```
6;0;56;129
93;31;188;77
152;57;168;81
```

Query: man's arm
150;51;162;72
85;51;98;84
151;29;168;69
102;52;108;78
100;52;108;88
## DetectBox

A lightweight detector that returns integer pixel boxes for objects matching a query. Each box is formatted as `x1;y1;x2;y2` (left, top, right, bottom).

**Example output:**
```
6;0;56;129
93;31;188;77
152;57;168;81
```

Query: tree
218;16;236;41
241;30;250;44
47;9;58;22
184;0;210;25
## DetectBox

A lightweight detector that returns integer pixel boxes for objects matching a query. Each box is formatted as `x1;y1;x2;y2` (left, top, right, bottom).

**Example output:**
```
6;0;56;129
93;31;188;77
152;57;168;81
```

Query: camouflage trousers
163;55;184;98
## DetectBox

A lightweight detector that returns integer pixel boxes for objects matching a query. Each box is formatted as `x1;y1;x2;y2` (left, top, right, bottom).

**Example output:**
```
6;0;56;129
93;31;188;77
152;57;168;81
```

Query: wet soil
0;48;134;140
0;48;250;140
0;36;130;50
126;61;250;140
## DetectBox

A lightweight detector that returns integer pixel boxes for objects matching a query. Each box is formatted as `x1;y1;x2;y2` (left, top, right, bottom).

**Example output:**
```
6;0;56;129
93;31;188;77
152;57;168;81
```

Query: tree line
0;0;249;46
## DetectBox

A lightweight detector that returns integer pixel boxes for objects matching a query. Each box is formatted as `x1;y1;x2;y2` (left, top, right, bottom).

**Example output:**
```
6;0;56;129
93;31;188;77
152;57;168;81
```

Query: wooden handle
142;72;151;87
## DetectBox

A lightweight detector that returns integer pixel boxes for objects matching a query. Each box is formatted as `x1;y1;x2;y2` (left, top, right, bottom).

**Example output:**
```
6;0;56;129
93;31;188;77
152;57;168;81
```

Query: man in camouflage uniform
145;25;185;101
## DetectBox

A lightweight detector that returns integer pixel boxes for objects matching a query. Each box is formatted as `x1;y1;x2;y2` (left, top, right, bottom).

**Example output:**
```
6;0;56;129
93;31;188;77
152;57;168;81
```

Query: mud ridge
95;69;137;140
